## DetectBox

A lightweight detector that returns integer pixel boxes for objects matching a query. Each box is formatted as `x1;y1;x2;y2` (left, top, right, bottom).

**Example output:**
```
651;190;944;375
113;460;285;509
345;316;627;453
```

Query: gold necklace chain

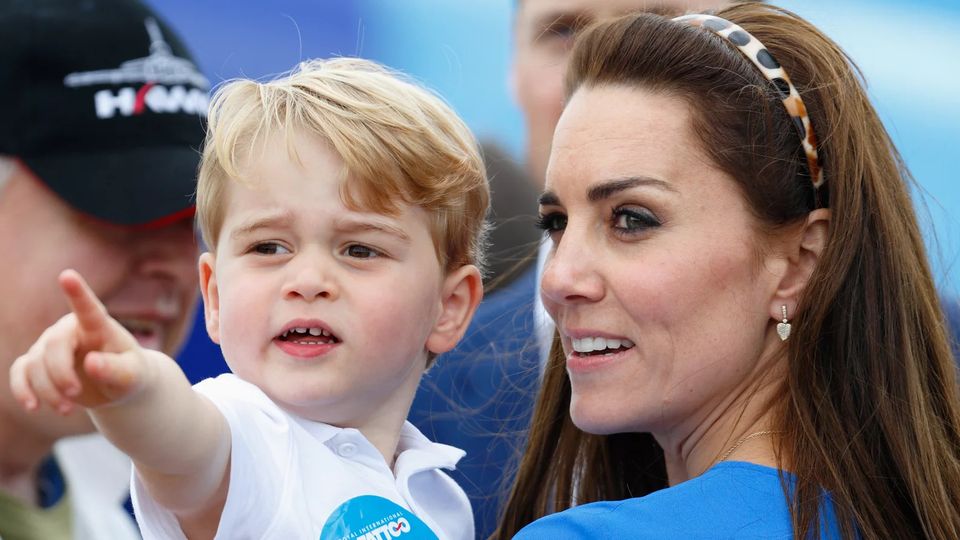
718;430;783;462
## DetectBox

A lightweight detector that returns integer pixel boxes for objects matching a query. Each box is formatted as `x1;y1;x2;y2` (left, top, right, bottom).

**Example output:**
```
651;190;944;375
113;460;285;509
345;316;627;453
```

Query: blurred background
142;0;960;378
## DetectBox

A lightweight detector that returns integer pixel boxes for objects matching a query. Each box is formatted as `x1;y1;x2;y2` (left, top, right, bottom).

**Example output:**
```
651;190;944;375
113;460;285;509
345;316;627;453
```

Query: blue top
409;265;541;540
514;462;842;539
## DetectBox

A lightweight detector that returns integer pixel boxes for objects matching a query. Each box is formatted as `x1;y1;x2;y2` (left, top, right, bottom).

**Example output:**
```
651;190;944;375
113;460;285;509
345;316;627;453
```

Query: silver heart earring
776;305;791;341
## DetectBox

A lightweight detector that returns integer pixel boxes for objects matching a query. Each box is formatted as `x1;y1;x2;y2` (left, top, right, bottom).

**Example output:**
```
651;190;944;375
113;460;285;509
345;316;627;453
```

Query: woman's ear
770;208;830;319
426;265;484;355
198;252;221;344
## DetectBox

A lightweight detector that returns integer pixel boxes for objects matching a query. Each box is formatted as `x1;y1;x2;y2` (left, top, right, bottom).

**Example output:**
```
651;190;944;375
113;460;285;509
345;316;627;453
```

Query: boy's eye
252;242;291;255
612;207;661;232
535;212;567;234
345;244;379;259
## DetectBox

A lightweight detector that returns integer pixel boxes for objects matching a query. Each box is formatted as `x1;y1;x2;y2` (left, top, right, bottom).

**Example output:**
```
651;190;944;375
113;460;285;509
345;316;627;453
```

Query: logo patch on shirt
319;495;438;540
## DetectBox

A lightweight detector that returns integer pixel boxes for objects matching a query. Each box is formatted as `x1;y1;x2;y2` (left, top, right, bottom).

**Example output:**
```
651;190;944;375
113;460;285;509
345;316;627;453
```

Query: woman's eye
612;208;660;233
536;212;568;234
252;242;290;255
345;244;379;259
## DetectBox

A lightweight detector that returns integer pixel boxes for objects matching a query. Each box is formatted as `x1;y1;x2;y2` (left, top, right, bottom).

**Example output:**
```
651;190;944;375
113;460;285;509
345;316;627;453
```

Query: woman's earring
776;305;791;341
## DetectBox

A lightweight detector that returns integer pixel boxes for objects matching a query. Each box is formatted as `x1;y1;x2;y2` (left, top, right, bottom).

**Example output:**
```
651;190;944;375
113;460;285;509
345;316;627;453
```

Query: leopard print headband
674;14;825;200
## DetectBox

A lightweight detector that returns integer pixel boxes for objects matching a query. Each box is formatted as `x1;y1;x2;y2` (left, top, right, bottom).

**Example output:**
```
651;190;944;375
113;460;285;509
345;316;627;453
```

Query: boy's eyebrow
334;216;411;242
229;211;294;240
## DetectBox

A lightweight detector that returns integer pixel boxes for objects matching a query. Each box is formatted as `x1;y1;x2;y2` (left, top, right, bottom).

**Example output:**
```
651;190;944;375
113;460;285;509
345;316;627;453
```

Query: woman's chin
569;397;636;436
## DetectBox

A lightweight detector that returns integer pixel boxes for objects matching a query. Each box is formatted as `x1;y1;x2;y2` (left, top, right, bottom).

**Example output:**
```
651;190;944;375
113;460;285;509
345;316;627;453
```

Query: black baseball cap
0;0;208;227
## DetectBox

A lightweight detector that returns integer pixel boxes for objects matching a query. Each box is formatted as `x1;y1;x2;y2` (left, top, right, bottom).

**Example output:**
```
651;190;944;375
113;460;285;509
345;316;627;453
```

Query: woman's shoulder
514;462;794;539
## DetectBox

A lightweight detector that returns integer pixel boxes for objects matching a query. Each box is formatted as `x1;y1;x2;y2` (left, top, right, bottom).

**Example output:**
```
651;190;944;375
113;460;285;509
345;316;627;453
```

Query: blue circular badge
319;495;439;540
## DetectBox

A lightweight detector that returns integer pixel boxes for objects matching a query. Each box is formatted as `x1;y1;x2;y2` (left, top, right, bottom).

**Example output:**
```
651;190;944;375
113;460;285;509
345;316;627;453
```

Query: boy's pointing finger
59;269;110;336
58;269;136;352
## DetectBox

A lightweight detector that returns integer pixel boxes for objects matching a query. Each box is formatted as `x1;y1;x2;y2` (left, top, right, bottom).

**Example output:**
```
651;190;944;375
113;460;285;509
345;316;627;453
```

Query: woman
495;3;960;539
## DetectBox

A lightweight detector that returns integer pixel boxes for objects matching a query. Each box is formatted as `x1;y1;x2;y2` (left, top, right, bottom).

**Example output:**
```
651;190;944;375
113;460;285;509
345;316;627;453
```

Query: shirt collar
289;416;465;473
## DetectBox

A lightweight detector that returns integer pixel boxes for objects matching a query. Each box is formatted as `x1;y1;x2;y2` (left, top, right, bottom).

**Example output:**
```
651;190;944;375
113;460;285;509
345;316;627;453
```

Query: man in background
0;0;207;537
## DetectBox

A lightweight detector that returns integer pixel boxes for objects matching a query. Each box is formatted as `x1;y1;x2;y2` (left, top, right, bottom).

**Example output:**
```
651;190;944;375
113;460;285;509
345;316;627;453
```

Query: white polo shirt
131;374;473;540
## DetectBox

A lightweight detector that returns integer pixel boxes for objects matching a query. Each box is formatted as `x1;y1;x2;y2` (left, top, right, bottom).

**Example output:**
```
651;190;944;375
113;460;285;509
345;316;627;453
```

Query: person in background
498;3;960;538
0;0;207;537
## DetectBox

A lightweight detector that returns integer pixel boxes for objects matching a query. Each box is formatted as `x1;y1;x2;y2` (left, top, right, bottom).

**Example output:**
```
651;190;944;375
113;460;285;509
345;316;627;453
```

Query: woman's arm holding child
9;269;229;538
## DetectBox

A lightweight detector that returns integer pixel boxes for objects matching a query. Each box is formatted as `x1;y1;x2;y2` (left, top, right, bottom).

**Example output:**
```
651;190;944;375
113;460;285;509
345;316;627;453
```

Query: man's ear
198;252;221;344
770;208;830;319
426;265;484;355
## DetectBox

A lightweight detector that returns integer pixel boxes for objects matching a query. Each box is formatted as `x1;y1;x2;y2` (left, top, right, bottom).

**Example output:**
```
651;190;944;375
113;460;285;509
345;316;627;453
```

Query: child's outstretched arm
9;269;229;538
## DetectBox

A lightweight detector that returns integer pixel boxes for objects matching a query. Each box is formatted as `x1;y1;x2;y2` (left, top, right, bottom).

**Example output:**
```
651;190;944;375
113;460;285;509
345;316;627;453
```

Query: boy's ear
769;208;830;319
198;252;221;344
426;265;484;355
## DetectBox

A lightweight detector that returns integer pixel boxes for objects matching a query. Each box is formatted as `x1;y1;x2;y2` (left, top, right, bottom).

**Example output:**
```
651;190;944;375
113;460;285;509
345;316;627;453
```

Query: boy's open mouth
276;327;341;345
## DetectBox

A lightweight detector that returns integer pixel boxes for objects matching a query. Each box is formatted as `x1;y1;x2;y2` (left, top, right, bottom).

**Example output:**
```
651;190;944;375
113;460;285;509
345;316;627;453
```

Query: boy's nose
282;252;338;302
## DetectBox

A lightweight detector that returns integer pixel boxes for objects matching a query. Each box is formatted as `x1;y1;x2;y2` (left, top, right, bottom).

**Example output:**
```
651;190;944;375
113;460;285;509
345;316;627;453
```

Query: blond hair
196;58;489;273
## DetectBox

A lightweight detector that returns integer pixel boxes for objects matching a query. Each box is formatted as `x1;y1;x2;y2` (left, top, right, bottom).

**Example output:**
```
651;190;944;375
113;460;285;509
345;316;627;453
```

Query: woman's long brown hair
494;3;960;539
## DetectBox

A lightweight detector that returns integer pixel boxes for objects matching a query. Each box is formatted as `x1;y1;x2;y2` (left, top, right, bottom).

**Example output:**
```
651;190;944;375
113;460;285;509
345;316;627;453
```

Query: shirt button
337;442;358;458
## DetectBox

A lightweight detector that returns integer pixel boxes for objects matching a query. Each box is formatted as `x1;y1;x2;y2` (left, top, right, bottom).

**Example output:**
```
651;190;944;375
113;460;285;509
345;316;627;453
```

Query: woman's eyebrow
538;191;560;207
587;176;675;202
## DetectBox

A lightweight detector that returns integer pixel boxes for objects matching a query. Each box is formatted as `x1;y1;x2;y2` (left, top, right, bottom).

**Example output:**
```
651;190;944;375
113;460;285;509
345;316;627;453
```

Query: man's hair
196;58;489;274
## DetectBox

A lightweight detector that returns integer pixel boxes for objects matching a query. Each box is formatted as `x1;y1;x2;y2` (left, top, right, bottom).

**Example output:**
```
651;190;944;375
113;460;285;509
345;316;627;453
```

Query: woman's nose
540;228;604;307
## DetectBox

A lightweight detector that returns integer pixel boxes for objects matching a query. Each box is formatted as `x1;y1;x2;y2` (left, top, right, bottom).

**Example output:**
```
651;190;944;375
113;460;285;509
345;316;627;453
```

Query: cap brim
21;146;200;228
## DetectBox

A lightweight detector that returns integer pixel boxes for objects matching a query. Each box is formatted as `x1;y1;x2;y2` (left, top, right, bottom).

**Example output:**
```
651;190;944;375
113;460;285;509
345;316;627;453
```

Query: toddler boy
9;57;488;540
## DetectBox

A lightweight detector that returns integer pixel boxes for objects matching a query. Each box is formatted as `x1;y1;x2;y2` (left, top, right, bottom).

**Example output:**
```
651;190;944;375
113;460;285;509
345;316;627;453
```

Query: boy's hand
9;269;153;413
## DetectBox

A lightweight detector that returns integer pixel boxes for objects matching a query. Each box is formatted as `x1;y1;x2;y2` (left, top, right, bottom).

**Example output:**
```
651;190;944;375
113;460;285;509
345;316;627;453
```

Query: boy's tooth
607;339;621;350
308;328;321;336
322;329;330;337
623;339;635;348
295;327;306;333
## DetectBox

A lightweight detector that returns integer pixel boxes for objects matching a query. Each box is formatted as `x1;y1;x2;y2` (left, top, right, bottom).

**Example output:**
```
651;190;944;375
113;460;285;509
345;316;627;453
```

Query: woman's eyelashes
611;206;661;235
535;206;661;237
535;211;567;234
